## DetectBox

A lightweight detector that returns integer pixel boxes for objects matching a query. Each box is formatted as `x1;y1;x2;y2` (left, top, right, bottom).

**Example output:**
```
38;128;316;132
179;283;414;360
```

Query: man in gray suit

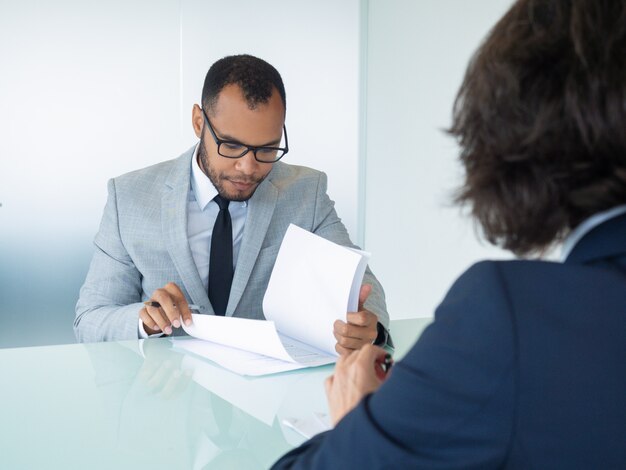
75;54;389;352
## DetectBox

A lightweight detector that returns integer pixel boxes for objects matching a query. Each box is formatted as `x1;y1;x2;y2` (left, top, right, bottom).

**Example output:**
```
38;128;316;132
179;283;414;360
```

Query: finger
335;320;374;342
335;348;361;369
335;343;355;356
336;321;379;344
352;346;388;387
163;282;193;326
346;310;376;327
357;284;372;311
180;305;193;326
333;319;349;338
357;344;388;367
144;305;172;335
151;283;180;328
147;290;175;330
150;283;185;328
334;329;368;350
334;320;368;345
139;307;161;333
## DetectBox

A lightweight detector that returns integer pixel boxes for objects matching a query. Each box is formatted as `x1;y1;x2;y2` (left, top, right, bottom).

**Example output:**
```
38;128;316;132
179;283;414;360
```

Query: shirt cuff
138;317;165;339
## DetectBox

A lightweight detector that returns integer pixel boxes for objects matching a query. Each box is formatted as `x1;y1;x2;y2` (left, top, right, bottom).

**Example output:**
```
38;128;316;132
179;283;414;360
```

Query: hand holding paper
263;225;371;355
333;284;379;355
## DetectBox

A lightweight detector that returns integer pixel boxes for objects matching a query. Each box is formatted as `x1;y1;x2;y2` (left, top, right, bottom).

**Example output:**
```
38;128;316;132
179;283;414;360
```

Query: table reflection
84;338;332;469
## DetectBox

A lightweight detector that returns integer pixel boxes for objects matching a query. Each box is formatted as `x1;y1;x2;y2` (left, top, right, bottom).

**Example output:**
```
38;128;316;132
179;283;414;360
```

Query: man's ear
191;104;204;139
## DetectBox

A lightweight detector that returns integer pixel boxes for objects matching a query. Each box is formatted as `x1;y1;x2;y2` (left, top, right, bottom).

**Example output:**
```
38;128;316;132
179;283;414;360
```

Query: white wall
364;0;514;319
180;0;363;240
1;0;521;345
0;0;182;347
0;0;362;347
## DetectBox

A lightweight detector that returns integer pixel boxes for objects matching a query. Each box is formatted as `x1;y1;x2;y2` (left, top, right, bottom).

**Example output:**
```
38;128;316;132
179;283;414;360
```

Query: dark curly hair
202;54;286;114
450;0;626;256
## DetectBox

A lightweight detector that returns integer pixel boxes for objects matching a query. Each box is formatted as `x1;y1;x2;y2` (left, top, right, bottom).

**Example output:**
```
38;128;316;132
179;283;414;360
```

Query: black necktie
209;195;233;316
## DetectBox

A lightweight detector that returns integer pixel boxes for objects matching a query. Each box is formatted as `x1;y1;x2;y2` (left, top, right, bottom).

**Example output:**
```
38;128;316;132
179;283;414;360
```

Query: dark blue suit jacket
273;213;626;469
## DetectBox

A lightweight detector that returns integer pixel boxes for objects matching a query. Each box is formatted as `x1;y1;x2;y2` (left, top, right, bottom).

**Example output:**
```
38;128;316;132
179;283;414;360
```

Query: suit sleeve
310;172;390;335
272;262;517;469
74;179;145;342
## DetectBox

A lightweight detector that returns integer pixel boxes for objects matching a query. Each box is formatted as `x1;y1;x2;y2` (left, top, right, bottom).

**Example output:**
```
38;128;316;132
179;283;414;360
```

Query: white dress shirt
139;144;249;337
187;144;248;286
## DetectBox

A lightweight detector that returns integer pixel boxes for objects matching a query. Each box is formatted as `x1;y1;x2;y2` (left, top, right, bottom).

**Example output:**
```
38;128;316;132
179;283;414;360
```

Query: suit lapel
162;149;213;313
226;177;278;316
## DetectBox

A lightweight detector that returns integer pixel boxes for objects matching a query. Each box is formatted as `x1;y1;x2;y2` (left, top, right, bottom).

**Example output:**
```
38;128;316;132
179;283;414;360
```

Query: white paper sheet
263;224;370;356
182;314;294;363
172;338;337;376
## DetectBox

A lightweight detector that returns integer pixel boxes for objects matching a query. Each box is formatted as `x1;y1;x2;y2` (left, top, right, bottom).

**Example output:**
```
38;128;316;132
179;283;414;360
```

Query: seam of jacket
495;262;522;468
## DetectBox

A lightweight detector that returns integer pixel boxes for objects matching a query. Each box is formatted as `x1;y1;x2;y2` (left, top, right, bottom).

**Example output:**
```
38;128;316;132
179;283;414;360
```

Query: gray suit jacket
75;146;388;343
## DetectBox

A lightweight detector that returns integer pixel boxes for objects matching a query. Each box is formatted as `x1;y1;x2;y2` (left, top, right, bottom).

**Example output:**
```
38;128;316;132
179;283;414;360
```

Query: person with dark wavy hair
273;0;626;468
452;0;626;255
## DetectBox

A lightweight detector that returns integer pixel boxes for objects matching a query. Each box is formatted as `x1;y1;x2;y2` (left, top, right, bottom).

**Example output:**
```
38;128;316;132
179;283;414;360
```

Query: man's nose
234;150;260;175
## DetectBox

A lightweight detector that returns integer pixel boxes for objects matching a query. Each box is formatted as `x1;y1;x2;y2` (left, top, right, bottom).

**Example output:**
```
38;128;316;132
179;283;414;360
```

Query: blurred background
0;0;512;348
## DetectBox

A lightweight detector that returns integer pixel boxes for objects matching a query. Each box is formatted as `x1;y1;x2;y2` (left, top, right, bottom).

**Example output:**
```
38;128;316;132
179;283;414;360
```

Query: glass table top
0;318;431;469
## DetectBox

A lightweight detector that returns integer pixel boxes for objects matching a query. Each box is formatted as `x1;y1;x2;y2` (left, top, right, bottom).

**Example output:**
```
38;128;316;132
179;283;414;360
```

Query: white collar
560;204;626;261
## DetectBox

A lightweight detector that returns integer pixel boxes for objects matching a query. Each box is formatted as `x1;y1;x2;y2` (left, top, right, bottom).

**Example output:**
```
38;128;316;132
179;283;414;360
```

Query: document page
182;314;294;362
263;224;370;356
180;315;336;375
172;337;315;376
277;333;335;365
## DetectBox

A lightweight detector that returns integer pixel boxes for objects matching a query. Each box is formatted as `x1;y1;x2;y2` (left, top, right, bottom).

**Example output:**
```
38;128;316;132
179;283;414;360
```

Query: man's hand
140;282;193;335
333;284;379;355
325;344;389;425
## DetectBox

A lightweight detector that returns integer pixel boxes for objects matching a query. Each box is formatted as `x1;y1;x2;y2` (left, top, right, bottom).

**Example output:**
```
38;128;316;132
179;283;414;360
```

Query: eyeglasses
201;108;289;163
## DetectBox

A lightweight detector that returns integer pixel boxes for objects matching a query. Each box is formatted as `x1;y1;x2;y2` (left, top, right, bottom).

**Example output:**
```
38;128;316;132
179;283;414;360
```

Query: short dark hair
201;54;286;114
450;0;626;256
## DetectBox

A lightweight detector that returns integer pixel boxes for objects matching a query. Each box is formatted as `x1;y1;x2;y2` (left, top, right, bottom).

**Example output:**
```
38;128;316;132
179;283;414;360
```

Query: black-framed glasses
201;108;289;163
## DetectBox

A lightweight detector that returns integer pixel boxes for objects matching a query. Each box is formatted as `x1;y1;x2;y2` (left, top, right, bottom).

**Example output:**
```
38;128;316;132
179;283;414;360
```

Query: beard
197;135;267;202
